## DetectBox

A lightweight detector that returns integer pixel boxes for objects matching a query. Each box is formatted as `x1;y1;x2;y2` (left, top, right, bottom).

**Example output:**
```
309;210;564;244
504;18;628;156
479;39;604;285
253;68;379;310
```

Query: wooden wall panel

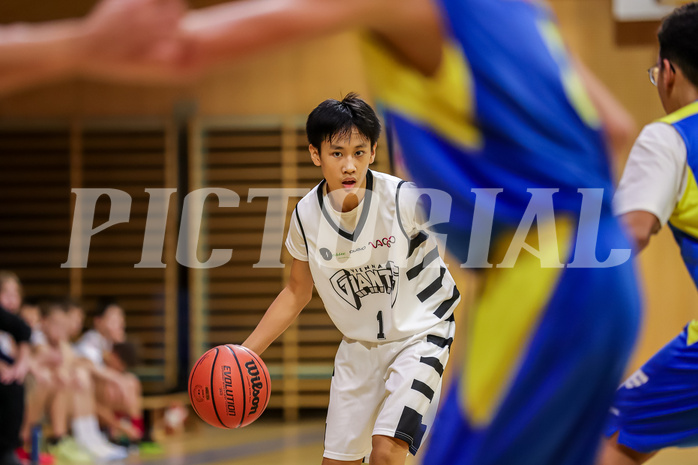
0;126;72;297
0;120;179;393
78;123;178;391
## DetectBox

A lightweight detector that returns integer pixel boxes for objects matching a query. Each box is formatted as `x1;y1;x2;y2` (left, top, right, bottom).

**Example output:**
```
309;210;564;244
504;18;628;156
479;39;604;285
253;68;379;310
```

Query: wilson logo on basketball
369;236;396;248
245;360;264;414
221;365;236;416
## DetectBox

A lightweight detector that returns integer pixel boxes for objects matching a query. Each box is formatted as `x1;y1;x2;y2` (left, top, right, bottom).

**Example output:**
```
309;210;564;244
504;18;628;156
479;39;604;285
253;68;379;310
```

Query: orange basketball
188;344;271;428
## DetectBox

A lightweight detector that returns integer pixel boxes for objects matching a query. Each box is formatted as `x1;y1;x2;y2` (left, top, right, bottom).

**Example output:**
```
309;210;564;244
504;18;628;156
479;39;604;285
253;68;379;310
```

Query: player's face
310;128;376;211
0;279;21;313
67;306;85;338
19;304;40;328
43;309;68;346
96;304;126;343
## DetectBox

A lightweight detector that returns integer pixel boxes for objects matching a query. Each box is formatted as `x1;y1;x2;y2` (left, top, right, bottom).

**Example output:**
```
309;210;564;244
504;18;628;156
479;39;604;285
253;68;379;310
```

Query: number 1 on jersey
377;311;386;340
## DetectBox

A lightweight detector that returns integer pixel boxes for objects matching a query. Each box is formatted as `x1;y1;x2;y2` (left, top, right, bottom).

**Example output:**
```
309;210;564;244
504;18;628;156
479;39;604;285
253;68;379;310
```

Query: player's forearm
89;363;120;383
0;20;87;68
2;342;31;383
243;286;311;355
621;211;660;253
574;58;637;156
0;63;75;96
0;20;93;96
179;0;382;75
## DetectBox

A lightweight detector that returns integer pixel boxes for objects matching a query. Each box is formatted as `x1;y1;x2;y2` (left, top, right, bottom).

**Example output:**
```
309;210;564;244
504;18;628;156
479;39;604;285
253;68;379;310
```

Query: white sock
73;416;128;460
72;416;110;460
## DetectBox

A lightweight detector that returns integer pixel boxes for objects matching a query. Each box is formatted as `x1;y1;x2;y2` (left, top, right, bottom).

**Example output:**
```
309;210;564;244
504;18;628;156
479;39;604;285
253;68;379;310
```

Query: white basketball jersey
286;170;460;342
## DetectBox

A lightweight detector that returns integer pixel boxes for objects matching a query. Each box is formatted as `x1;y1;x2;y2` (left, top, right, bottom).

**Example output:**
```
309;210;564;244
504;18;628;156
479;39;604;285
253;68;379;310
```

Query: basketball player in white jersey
242;94;460;465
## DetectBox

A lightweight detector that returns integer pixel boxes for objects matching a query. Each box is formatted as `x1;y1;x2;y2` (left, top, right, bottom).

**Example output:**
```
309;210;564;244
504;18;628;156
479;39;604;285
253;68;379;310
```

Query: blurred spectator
22;300;127;463
0;272;21;314
0;305;31;465
0;272;22;361
65;300;85;343
75;298;145;445
19;298;46;347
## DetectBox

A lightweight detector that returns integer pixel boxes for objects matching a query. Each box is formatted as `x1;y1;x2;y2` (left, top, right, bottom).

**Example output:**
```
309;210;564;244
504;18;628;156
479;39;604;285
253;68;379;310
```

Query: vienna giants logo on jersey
330;262;399;310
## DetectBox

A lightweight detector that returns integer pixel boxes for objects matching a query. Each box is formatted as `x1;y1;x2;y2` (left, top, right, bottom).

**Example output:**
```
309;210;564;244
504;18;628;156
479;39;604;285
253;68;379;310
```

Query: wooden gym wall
0;120;180;393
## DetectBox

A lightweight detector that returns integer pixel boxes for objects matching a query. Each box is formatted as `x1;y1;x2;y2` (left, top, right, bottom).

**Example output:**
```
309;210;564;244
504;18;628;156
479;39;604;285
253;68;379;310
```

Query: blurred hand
0;359;29;384
83;0;187;62
43;350;63;366
55;369;71;387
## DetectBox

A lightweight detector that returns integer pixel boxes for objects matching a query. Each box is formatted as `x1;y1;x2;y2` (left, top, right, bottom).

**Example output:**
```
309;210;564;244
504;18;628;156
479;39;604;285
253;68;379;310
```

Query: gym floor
128;417;697;465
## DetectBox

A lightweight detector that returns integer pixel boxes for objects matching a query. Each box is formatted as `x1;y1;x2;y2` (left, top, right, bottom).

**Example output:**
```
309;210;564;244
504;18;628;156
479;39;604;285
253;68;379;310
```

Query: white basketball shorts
323;317;455;461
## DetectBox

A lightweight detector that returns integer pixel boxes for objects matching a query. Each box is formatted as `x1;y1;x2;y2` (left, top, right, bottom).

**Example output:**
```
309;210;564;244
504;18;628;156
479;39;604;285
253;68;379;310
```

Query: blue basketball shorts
605;320;698;453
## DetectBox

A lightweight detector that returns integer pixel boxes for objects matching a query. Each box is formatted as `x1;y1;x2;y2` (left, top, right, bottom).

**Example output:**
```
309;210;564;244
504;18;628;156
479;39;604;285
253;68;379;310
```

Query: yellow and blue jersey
363;1;641;464
665;102;698;284
605;102;698;453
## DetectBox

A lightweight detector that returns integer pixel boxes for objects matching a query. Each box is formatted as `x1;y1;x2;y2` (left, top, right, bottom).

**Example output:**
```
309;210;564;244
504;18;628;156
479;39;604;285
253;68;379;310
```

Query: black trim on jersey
446;312;455;323
406;247;440;280
294;207;308;255
427;334;453;349
316;170;374;242
407;231;429;258
417;267;446;302
398;181;433;262
419;356;444;377
394;407;426;455
434;287;460;319
395;180;410;240
411;380;435;402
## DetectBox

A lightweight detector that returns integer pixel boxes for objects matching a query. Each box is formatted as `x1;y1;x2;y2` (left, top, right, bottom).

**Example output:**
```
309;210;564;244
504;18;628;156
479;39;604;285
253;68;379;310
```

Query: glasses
647;62;676;86
648;66;660;86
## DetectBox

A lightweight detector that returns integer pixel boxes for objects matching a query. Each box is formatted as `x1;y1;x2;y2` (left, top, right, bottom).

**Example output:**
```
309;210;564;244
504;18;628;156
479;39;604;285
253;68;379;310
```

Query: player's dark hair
306;93;381;152
94;296;119;318
62;296;82;310
659;2;698;88
39;298;67;317
21;296;41;308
